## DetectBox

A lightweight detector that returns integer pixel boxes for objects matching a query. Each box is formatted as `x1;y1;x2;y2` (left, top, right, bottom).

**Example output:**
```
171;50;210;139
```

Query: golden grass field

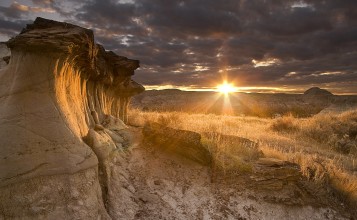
128;108;357;209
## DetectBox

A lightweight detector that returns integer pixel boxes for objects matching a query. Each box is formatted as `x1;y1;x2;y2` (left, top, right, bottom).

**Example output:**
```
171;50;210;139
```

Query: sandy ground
107;127;352;220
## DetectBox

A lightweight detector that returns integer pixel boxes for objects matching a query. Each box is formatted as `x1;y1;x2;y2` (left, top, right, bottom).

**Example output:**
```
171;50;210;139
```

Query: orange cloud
12;1;55;13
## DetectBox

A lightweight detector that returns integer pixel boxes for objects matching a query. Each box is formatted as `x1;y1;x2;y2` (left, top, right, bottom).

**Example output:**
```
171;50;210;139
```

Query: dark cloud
252;7;332;36
139;1;241;37
0;19;25;31
76;0;135;27
0;0;356;93
0;19;29;39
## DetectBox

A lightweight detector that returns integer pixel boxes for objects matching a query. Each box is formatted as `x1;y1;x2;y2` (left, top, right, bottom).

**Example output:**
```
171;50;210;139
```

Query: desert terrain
0;18;356;220
128;89;357;219
131;88;357;117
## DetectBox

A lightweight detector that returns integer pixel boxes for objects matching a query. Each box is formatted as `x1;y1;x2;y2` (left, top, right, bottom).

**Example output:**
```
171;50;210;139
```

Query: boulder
103;115;128;131
203;132;259;148
250;158;301;190
143;122;212;165
84;129;118;162
202;132;263;161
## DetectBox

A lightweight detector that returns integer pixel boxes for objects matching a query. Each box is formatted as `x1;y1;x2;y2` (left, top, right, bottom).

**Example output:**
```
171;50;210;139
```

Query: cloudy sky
0;0;356;94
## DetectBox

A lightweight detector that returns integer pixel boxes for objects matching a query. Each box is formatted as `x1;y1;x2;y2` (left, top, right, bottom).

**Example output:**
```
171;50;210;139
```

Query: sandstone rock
203;132;261;155
2;56;10;64
0;168;111;219
84;129;118;162
95;124;105;131
251;158;301;190
105;130;125;146
256;157;293;167
103;114;128;131
203;132;258;148
202;132;263;167
143;122;212;165
0;17;144;219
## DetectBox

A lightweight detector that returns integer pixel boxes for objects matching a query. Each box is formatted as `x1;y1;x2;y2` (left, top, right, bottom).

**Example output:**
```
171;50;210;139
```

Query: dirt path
107;127;352;220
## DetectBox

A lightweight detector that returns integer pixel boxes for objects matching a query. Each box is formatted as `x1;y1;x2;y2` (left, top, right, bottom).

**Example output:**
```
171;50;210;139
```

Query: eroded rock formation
143;122;212;165
0;17;143;219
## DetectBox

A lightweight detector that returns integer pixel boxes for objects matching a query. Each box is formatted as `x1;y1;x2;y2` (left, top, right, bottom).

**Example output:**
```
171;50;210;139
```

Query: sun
217;82;236;94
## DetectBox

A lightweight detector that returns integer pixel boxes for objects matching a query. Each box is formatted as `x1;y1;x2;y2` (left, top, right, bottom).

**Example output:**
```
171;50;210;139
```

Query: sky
0;0;356;94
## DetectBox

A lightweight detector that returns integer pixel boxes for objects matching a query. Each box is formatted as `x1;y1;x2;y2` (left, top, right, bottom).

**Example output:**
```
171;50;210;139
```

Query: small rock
94;124;105;131
127;185;136;193
102;115;127;130
30;206;46;214
154;180;162;185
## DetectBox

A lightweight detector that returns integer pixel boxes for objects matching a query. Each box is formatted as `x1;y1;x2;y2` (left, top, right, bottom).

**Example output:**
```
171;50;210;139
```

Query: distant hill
131;88;357;117
304;87;333;96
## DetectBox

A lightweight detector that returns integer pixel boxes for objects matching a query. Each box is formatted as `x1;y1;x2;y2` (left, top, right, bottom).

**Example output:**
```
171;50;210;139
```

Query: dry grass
271;110;357;154
270;114;299;133
128;108;357;209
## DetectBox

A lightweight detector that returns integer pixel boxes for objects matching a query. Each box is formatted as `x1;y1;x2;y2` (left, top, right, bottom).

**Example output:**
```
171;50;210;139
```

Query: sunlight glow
217;82;237;94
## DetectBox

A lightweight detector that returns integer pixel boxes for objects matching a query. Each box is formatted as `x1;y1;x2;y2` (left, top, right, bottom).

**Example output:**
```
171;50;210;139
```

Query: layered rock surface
143;122;212;165
0;17;143;219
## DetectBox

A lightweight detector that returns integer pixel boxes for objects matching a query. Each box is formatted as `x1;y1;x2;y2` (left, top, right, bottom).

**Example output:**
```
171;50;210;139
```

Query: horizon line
143;85;357;95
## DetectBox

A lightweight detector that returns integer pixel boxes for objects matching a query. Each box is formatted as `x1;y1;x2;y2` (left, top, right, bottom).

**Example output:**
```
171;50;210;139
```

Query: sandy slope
107;127;351;220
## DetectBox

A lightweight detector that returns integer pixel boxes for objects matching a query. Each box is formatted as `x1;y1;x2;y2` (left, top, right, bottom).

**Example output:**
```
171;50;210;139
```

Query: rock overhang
0;17;144;187
6;17;144;94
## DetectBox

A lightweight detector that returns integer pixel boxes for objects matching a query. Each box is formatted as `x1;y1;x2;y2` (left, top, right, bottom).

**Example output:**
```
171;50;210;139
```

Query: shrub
298;111;357;154
270;115;299;133
156;112;181;127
